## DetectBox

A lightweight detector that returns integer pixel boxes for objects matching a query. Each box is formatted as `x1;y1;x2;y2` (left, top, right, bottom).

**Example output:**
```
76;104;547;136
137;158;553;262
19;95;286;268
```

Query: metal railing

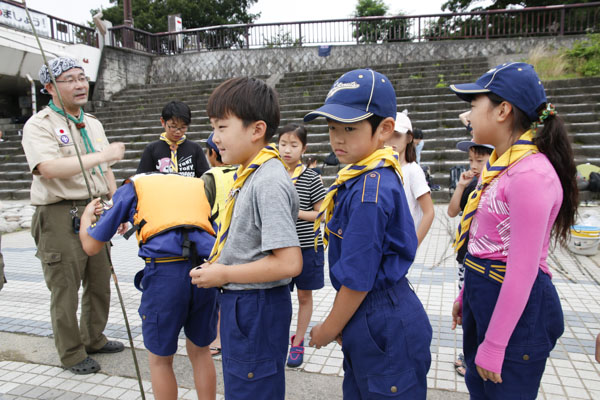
0;0;97;47
108;2;600;55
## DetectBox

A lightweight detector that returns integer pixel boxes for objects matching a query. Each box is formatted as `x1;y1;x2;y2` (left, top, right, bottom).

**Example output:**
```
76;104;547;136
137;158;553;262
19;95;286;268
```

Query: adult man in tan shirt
22;57;125;375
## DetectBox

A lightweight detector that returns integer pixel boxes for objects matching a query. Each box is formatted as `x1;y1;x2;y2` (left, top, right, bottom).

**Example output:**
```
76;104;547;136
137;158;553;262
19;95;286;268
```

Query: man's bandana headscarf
39;57;84;94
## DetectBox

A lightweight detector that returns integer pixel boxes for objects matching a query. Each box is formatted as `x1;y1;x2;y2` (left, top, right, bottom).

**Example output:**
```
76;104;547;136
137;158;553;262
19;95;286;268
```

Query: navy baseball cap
456;140;494;152
304;69;397;123
449;62;546;122
206;132;220;155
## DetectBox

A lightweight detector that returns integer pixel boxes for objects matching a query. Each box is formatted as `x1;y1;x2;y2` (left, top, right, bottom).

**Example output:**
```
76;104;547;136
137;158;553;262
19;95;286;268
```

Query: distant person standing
0;234;5;291
413;128;424;164
136;101;209;177
21;57;126;374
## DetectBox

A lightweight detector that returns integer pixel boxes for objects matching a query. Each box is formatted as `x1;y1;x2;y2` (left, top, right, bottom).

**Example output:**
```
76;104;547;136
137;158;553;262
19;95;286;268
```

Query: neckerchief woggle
290;162;304;185
453;129;538;251
314;146;403;250
48;100;103;176
160;132;186;173
208;143;285;263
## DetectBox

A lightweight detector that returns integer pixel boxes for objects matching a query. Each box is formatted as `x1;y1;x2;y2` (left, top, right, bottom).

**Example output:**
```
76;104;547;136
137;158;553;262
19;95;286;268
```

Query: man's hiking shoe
67;356;100;375
287;335;305;367
88;340;124;354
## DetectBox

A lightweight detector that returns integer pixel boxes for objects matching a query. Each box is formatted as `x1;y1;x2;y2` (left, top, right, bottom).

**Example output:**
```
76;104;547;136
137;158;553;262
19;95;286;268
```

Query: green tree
354;0;388;17
352;0;411;43
91;0;259;33
442;0;589;13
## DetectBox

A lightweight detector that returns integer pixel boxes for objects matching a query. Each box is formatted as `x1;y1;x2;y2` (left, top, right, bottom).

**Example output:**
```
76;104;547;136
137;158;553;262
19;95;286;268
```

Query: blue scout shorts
341;278;432;399
462;254;564;400
220;285;292;400
289;246;325;291
137;259;218;356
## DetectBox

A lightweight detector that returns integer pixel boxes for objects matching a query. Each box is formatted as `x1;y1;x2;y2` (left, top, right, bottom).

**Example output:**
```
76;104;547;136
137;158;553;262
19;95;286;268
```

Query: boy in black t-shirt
136;101;209;177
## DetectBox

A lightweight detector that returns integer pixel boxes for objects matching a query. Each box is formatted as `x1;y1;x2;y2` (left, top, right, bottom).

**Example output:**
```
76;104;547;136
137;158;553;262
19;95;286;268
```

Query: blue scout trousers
220;285;292;400
138;259;218;356
462;254;564;399
341;278;432;399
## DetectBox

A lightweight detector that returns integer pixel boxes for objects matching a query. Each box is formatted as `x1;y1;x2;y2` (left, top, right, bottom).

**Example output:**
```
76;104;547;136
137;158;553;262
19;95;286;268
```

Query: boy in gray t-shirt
190;77;301;400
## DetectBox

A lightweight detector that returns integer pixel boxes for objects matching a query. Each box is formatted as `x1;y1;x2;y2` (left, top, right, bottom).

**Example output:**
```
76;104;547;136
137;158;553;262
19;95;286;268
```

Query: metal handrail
101;2;600;54
0;0;97;47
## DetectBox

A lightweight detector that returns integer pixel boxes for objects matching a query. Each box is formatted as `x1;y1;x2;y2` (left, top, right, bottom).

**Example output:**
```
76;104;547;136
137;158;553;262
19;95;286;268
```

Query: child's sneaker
287;335;304;367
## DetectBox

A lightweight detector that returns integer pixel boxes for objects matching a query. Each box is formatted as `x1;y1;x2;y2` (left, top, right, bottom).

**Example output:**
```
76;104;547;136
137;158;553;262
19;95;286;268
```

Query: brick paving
1;203;599;399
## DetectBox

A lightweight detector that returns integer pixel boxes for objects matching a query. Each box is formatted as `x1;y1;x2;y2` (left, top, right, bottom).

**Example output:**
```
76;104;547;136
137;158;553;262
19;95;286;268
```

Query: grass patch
409;73;423;79
435;74;447;88
526;35;600;80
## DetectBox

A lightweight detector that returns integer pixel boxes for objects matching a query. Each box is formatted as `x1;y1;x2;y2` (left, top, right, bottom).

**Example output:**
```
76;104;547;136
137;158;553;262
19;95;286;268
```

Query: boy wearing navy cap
305;69;432;399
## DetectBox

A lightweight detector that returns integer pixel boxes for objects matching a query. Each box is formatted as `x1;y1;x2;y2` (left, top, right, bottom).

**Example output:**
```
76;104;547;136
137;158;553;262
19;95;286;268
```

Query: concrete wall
93;35;585;101
92;47;153;104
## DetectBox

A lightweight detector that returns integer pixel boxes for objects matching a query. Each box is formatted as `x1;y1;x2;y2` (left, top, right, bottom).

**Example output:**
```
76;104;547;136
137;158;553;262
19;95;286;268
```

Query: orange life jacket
131;174;214;245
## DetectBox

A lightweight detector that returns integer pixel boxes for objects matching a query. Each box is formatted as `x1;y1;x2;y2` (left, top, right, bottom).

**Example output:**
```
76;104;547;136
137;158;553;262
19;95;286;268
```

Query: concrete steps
2;56;600;202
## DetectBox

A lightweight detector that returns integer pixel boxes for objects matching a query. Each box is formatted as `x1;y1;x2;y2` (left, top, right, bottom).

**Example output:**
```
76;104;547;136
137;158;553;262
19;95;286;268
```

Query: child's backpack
589;172;600;192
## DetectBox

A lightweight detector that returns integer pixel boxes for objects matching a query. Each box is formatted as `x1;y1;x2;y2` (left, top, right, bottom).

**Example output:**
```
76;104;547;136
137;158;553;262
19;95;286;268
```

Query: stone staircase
1;57;599;201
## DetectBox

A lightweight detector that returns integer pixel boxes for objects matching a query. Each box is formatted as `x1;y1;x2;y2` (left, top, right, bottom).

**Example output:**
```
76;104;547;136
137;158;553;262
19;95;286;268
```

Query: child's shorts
137;259;218;357
341;278;432;400
462;254;564;400
220;285;292;400
289;246;325;291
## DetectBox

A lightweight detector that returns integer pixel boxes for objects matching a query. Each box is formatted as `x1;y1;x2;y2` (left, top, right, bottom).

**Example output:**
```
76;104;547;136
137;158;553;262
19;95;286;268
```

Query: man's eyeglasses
166;123;188;133
55;76;90;86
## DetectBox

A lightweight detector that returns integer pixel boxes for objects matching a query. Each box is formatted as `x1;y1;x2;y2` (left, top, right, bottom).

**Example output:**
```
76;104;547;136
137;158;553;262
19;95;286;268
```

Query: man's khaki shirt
22;107;113;205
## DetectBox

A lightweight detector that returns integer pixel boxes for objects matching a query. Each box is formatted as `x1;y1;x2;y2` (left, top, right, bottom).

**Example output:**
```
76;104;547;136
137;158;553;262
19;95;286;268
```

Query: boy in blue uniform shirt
190;77;302;400
305;69;432;399
78;173;218;400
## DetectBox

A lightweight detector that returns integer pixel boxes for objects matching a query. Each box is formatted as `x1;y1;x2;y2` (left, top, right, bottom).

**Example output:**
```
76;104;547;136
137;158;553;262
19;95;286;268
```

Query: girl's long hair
488;93;578;247
404;131;417;164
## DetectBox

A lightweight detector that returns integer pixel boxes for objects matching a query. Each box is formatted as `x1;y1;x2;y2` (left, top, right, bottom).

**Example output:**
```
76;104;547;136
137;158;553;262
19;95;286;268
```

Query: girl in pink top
448;62;578;399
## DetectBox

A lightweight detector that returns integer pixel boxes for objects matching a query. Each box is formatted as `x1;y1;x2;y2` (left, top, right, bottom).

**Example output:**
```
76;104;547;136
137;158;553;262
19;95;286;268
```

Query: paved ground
0;203;599;399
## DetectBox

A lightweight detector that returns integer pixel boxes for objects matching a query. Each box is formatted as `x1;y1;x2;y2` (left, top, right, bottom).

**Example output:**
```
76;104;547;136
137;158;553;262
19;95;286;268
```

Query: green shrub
566;34;600;77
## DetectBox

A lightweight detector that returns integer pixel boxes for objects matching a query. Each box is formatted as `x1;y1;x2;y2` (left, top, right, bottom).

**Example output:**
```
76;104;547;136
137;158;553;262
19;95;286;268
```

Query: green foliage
566;34;600;77
352;0;411;43
302;90;310;97
264;31;302;48
409;73;423;79
442;0;582;13
354;0;387;17
91;0;259;33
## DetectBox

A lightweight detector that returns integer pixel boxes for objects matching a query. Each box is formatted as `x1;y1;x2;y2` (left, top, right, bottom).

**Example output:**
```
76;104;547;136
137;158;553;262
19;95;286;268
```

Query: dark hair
403;131;417;163
162;101;191;125
470;145;493;157
278;123;307;146
206;77;280;141
204;141;222;163
486;92;578;247
366;115;384;136
412;128;423;140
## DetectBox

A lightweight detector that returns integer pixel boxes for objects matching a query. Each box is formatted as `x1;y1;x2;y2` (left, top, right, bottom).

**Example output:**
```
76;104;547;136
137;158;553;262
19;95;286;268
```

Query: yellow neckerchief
453;130;539;251
290;162;304;185
160;132;186;173
314;146;403;249
208;143;284;262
